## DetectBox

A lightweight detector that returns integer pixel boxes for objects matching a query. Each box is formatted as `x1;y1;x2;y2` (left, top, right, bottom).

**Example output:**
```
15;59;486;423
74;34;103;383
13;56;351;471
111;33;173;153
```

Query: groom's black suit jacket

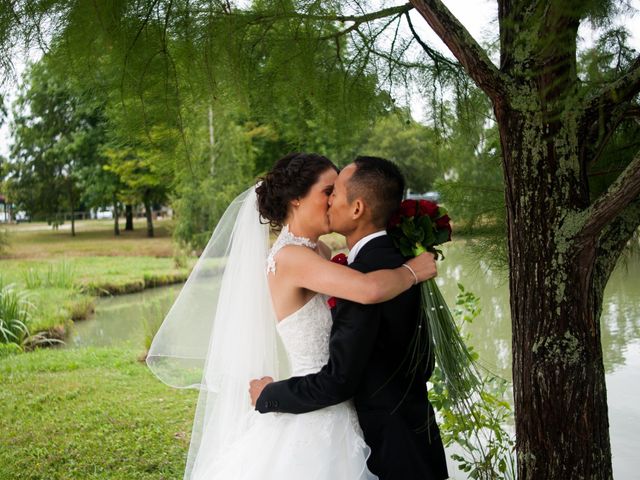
257;235;448;480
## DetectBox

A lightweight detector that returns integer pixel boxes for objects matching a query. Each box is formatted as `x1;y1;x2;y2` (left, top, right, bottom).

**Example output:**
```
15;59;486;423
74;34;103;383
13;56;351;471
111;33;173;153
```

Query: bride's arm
274;246;436;304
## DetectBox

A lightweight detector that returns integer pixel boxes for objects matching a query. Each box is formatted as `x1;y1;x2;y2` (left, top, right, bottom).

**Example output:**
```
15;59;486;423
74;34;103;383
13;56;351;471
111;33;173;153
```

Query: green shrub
0;283;34;345
0;282;64;351
430;283;516;480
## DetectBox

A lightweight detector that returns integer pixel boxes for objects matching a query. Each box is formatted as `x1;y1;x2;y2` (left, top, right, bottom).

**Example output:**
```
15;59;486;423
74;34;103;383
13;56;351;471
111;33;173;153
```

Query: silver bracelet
401;263;418;285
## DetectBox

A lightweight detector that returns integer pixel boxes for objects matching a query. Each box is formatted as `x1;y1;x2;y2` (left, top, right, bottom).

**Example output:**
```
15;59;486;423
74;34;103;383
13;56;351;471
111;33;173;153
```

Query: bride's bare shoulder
269;244;318;275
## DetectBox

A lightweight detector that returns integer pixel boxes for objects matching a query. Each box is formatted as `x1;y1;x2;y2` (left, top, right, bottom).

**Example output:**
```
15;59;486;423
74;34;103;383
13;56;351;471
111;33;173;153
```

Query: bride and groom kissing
147;153;449;480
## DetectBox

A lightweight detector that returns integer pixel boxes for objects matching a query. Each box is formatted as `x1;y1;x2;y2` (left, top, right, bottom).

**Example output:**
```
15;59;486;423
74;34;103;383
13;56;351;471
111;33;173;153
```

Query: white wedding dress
190;228;377;480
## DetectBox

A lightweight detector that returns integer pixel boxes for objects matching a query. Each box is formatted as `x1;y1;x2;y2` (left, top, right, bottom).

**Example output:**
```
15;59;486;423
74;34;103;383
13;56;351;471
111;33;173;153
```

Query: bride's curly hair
256;152;338;228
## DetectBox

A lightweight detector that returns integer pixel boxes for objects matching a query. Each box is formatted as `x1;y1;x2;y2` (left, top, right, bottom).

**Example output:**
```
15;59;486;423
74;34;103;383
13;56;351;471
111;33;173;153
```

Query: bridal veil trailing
146;184;288;479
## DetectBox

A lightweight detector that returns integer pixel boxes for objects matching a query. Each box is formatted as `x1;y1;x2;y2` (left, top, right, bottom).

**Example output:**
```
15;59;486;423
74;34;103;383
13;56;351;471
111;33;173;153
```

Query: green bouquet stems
421;277;482;402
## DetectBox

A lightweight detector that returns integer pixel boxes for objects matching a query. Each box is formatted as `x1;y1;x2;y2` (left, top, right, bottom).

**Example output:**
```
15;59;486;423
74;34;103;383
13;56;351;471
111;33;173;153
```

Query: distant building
0;194;9;222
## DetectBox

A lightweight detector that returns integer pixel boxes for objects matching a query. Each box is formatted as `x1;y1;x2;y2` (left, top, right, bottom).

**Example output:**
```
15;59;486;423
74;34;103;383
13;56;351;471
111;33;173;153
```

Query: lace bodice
276;294;332;376
266;226;330;376
266;225;317;275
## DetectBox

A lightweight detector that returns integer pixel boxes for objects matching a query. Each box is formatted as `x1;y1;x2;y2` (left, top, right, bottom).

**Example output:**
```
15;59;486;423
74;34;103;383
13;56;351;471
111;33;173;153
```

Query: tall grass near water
1;263;79;355
0;279;35;355
23;261;77;290
0;283;32;342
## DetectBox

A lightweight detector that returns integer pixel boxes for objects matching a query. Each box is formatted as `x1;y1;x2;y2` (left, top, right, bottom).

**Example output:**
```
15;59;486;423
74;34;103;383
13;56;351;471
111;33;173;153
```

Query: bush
0;283;34;346
430;283;516;480
0;281;64;352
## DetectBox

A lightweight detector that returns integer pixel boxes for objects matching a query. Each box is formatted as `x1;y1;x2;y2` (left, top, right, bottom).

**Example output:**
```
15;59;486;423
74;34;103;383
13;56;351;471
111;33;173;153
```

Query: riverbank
2;257;191;337
0;346;196;479
0;219;194;349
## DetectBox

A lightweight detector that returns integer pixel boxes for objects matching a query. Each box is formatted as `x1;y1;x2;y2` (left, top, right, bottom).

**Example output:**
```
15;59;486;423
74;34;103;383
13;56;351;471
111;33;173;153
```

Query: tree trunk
69;195;75;237
411;2;639;474
125;204;134;231
113;196;120;236
144;196;154;238
496;101;613;479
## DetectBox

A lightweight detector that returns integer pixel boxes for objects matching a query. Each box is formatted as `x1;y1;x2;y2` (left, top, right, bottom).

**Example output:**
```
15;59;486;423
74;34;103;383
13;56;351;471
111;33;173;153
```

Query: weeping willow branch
408;0;508;106
192;2;414;26
403;10;460;74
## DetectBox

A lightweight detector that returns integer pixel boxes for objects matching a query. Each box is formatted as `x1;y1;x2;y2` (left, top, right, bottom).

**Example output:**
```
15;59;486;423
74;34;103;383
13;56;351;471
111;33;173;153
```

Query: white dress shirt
347;230;387;264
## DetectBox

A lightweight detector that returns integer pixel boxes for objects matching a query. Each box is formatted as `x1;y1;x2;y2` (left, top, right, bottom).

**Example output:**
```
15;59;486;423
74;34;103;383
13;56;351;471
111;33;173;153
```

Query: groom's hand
249;376;274;406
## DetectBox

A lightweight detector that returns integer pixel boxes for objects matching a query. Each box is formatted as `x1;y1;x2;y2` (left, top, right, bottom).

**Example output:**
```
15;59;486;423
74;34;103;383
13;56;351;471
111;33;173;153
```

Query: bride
146;152;436;479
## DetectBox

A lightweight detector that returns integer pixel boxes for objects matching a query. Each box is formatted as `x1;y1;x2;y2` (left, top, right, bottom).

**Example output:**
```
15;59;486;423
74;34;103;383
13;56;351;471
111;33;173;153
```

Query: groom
251;156;449;480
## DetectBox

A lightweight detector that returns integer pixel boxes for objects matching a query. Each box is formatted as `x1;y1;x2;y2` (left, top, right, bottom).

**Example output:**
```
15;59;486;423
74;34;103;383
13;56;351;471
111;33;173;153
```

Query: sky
1;0;640;158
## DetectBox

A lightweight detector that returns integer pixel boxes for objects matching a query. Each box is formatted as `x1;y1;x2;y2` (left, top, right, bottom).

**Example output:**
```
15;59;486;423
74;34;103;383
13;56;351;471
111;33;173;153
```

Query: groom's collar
347;230;387;264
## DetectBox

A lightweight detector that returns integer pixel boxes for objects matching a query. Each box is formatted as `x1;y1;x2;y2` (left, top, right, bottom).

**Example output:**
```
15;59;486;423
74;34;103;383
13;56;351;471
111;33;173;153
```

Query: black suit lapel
352;234;394;266
353;234;393;262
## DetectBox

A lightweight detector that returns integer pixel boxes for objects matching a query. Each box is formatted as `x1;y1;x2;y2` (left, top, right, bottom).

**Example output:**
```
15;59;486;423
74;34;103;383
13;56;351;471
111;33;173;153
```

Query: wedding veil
146;184;287;479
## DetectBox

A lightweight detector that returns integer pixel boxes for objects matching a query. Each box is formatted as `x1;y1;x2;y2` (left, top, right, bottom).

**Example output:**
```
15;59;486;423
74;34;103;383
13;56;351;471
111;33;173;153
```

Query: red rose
327;297;337;309
331;253;348;265
435;214;450;228
435;215;452;241
400;199;418;217
418;200;439;218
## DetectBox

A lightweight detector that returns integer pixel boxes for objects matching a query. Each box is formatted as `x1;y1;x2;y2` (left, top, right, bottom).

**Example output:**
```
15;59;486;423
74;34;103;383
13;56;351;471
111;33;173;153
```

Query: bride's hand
406;252;437;283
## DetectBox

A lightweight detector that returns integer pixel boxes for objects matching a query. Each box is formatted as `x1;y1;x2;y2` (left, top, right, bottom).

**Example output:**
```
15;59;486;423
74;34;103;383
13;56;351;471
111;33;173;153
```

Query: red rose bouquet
388;199;480;402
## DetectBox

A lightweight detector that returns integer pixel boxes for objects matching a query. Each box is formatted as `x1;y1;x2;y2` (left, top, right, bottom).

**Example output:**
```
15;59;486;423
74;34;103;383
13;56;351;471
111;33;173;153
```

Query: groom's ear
351;198;366;221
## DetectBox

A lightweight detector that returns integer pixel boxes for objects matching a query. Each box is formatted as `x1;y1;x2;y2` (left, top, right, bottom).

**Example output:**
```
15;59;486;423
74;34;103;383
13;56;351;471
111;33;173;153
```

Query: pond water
65;239;640;478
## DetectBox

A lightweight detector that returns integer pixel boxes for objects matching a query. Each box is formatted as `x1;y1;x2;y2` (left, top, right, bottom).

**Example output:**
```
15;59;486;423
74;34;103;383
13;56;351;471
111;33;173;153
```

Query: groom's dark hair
348;156;405;228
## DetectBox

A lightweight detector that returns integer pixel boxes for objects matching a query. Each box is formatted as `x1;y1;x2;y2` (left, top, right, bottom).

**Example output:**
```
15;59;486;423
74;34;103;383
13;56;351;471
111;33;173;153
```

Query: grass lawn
0;220;200;478
1;218;177;259
0;346;196;479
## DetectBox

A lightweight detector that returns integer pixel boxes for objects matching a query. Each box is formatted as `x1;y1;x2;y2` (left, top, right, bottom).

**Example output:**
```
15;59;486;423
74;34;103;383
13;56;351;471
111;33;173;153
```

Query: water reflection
65;284;183;349
436;239;640;377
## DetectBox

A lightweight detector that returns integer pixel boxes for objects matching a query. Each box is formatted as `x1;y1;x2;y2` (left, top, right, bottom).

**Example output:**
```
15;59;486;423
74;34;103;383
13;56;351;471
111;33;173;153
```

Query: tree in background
41;0;391;248
102;132;174;239
7;60;103;235
360;110;443;193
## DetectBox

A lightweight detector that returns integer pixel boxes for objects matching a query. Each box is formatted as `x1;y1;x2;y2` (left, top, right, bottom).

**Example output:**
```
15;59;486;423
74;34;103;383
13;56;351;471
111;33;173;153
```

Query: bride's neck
284;221;319;244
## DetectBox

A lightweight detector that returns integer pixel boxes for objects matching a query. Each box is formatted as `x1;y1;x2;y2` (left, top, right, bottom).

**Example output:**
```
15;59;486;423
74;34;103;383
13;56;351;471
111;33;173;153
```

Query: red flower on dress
327;297;337;309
